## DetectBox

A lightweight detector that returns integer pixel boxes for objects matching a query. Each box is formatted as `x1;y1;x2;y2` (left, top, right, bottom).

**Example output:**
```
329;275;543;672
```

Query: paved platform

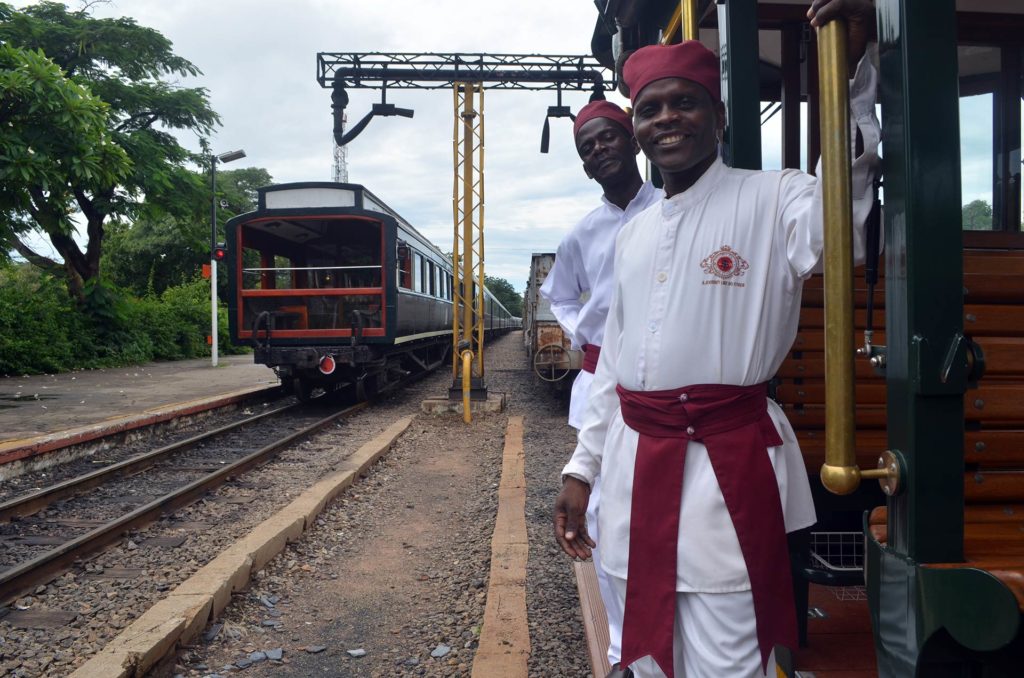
0;355;278;459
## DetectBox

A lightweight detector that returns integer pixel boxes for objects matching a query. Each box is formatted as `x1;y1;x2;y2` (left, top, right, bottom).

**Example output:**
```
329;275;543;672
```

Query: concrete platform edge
68;414;414;678
421;392;507;415
472;415;531;678
0;384;280;466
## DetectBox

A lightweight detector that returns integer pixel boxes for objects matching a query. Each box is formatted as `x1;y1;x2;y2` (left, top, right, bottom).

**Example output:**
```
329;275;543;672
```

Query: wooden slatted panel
782;404;887;429
796;431;1024;470
967;430;1024;465
965;471;1024;503
776;383;1024;423
798;305;1024;336
780;337;1024;379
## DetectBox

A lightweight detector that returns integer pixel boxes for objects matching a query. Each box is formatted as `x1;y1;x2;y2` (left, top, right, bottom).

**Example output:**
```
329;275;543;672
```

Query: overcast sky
12;1;1014;290
57;0;621;293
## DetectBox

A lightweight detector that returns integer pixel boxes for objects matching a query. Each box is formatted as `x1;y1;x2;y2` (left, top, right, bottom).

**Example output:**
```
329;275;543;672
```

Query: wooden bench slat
800;273;1024;306
967;430;1024;465
777;383;1024;424
791;331;886;352
963;274;1024;304
782;405;887;429
966;471;1024;503
973;337;1024;376
776;354;882;379
775;382;887;405
798;305;1024;336
963;250;1024;275
779;338;1024;378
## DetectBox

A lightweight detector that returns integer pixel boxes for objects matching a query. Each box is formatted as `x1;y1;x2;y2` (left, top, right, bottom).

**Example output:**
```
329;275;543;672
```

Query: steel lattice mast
318;51;612;417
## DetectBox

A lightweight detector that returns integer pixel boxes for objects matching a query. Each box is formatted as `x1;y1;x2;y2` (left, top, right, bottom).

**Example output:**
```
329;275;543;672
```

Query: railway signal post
209;148;246;368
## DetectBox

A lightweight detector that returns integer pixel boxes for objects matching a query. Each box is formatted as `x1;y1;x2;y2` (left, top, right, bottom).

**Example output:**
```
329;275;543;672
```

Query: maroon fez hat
572;100;634;139
622;40;721;104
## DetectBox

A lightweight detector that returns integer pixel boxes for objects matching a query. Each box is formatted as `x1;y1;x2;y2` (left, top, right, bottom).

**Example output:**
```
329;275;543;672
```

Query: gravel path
0;372;467;676
168;332;592;678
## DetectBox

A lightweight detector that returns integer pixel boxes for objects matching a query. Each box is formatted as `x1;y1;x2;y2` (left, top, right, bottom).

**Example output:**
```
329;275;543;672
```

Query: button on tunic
563;58;881;592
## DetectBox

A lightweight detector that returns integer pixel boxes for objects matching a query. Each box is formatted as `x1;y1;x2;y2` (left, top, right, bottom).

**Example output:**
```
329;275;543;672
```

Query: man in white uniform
553;1;879;677
541;99;662;677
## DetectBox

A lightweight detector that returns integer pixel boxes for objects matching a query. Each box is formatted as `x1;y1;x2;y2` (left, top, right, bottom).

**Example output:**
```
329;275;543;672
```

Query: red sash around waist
616;382;795;678
582;344;601;374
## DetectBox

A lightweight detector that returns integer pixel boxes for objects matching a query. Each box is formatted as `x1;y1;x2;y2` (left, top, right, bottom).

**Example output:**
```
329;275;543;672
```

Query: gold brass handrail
817;21;898;496
662;0;699;44
682;0;699;41
817;20;863;495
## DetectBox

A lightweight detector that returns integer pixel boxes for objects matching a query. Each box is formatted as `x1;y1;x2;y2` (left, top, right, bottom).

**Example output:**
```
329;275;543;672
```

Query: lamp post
210;149;246;367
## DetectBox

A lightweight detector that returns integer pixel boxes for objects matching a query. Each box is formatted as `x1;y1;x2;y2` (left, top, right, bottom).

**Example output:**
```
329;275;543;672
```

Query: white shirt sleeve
784;54;881;278
540;236;587;347
561;249;624;486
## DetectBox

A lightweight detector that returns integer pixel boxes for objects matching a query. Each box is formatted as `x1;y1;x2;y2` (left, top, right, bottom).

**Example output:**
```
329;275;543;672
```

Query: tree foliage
485;275;523;317
962;199;993;231
0;44;129;261
102;167;272;296
0;261;243;375
0;2;219;301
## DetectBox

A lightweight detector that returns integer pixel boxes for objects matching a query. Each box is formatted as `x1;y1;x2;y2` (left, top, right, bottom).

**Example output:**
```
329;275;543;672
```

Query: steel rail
0;401;367;603
0;402;299;522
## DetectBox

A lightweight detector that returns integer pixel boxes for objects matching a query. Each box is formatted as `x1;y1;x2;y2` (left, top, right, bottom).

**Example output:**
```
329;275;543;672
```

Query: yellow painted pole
475;84;486;379
661;6;682;44
681;0;699;41
661;0;699;44
451;85;461;381
462;349;473;424
461;88;475;355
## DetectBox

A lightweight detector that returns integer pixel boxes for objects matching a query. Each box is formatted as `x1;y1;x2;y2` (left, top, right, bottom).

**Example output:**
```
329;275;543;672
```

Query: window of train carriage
398;247;412;289
413;253;423;293
956;38;1022;242
428;261;437;296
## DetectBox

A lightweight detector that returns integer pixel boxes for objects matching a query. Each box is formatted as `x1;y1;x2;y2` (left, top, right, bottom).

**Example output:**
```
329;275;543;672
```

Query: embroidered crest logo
701;245;749;281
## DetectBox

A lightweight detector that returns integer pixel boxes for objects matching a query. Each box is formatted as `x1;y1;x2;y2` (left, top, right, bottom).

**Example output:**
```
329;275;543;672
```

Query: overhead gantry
317;51;613;419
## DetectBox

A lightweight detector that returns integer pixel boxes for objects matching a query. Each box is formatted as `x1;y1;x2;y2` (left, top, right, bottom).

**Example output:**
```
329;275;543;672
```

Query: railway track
0;398;366;603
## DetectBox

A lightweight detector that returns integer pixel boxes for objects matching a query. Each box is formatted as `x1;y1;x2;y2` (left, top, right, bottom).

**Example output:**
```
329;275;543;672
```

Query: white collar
660;157;726;217
601;179;657;213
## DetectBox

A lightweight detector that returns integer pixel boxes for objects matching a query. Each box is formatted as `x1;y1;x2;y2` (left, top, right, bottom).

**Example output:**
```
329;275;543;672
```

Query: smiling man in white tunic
542;99;662;678
552;1;880;677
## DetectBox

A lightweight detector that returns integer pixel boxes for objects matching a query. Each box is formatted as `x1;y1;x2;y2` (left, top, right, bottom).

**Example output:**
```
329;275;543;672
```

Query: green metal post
717;0;761;169
878;0;964;565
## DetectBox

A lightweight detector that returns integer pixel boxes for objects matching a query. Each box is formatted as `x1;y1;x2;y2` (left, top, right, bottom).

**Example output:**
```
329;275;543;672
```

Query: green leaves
0;1;220;303
484;275;524;317
0;44;129;230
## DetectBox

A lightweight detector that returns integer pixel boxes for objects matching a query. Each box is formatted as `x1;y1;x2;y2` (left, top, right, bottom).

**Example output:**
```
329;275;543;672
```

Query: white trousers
588;475;624;666
606;575;776;678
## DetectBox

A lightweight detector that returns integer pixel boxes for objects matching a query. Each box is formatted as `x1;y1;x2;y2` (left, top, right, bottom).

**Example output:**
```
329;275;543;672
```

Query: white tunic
540;181;664;427
563;58;880;593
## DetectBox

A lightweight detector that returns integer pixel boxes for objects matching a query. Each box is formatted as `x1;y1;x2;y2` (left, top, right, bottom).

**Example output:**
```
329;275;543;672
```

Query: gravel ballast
0;332;594;677
171;331;592;678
